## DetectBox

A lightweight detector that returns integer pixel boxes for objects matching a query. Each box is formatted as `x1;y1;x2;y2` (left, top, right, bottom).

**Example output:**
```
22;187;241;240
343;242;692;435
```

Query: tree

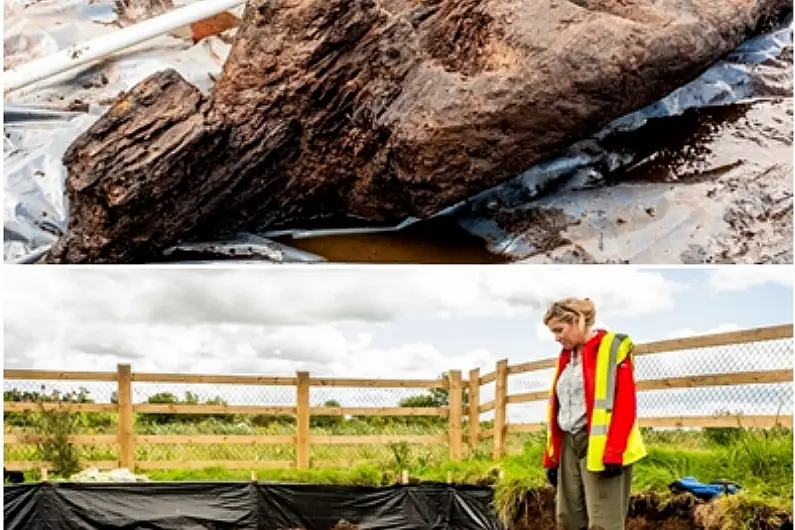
139;392;179;425
311;400;344;429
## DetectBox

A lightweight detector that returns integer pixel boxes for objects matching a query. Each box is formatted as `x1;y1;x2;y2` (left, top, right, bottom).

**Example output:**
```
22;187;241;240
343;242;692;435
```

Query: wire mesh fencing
131;380;297;468
4;326;792;472
307;383;450;470
3;377;119;469
633;335;792;419
499;326;793;456
3;369;456;474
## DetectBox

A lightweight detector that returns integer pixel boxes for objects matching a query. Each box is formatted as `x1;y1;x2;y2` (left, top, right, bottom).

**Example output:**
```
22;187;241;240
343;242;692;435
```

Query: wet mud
512;487;793;530
513;97;793;264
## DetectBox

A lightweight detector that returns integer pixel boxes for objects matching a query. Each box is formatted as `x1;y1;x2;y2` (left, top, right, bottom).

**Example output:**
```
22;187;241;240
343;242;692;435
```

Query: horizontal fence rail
4;324;792;472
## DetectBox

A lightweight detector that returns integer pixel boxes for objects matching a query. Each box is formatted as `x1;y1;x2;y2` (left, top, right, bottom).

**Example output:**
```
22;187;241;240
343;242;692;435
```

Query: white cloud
708;266;793;292
3;267;790;422
3;267;685;372
666;322;743;339
4;319;494;380
3;319;502;408
2;266;686;406
3;266;686;329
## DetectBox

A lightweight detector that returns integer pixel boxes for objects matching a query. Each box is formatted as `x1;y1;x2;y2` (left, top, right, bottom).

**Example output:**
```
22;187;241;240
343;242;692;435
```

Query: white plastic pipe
3;0;245;94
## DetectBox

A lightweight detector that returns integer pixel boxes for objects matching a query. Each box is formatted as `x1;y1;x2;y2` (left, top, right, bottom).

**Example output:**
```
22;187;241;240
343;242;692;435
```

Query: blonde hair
543;297;596;334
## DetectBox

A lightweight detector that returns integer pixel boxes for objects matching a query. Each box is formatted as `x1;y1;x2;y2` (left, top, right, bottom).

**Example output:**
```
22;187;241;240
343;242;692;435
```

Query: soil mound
511;487;793;530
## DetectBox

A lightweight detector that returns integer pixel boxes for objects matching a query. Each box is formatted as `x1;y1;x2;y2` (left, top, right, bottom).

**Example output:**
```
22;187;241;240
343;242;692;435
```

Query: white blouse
556;353;587;434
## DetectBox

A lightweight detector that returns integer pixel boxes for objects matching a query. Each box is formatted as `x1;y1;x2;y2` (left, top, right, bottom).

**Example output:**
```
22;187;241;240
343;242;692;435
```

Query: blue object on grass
668;476;742;501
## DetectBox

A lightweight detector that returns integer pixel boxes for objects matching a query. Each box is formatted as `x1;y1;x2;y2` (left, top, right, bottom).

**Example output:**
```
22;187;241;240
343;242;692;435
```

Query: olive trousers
556;430;633;530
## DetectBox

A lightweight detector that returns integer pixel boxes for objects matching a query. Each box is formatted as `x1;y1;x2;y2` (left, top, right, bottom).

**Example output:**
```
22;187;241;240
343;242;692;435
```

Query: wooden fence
4;324;792;472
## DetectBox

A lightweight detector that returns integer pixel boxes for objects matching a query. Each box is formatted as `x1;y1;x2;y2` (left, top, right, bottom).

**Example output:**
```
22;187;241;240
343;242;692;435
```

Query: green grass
5;417;455;465
7;422;791;514
491;428;794;524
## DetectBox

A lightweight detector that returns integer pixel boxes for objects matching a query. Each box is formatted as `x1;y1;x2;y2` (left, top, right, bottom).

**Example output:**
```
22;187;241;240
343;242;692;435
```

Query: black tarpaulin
3;482;504;530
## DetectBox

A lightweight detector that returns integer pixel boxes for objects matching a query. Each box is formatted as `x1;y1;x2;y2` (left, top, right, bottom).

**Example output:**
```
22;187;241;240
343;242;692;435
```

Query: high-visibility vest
545;331;647;472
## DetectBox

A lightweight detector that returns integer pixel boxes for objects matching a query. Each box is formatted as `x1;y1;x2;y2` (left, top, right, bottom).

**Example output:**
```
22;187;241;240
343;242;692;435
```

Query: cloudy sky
3;265;792;421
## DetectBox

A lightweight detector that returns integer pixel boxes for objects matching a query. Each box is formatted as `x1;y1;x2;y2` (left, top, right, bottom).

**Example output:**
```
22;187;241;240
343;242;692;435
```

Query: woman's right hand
546;467;558;487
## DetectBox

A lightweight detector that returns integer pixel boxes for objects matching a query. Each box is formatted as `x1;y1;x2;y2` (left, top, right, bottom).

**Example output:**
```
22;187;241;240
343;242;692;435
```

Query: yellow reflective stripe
617;336;633;364
623;423;648;465
593;332;614;402
603;333;626;412
586;332;646;471
546;426;555;458
590;333;614;449
593;334;628;412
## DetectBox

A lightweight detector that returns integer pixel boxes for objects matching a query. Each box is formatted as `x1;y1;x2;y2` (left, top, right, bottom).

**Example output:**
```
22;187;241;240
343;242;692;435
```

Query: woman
541;297;646;530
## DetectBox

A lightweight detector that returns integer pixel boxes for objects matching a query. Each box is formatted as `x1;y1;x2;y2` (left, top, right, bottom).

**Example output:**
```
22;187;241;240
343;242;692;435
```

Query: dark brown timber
44;0;790;263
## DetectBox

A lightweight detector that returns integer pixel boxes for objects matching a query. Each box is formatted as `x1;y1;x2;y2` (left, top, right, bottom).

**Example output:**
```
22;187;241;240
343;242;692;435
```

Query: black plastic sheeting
3;481;504;530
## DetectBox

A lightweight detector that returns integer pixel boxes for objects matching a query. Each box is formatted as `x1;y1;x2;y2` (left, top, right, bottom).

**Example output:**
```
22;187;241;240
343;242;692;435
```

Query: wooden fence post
493;359;508;460
296;371;310;469
116;363;135;470
448;370;463;461
468;368;480;451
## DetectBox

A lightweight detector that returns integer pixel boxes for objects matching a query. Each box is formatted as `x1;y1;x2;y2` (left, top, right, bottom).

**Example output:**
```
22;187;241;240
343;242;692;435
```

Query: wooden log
43;0;790;263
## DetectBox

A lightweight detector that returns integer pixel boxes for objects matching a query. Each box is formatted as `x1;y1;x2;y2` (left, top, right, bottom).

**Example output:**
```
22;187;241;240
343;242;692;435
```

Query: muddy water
272;217;510;264
275;48;793;264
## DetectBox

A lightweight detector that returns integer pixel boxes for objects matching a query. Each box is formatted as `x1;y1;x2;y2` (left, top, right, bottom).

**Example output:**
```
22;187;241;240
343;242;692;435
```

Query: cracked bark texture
44;0;790;263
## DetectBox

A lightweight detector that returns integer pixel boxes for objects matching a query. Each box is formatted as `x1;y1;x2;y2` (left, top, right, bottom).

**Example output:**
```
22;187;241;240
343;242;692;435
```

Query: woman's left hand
601;464;623;478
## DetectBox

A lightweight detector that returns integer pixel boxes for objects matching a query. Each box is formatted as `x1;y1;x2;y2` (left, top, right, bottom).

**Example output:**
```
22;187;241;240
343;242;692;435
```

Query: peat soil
511;487;793;530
